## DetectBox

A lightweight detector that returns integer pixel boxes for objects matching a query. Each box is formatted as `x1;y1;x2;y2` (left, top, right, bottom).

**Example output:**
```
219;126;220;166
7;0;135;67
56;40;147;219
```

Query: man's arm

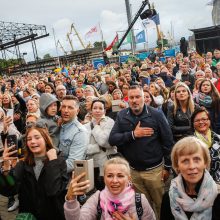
109;115;134;147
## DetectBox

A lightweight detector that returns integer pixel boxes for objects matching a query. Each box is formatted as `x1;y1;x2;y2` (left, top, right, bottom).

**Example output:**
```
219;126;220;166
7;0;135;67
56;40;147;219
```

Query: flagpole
99;22;104;51
52;28;60;68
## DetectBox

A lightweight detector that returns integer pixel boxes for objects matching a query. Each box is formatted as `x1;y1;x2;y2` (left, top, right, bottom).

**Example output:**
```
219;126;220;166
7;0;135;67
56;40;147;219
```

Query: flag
85;24;100;39
142;19;155;29
121;32;132;45
150;13;160;25
105;34;119;51
135;30;146;44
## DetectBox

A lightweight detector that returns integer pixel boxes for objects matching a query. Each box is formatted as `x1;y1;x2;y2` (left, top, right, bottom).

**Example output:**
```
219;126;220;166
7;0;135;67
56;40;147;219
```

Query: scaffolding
0;21;49;73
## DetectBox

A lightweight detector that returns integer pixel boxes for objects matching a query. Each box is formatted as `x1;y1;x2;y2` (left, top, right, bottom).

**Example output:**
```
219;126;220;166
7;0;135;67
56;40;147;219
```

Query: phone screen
7;135;18;157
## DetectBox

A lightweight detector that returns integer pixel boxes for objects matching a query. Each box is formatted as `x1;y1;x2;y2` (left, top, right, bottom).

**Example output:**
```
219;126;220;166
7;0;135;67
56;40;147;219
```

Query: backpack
96;192;143;220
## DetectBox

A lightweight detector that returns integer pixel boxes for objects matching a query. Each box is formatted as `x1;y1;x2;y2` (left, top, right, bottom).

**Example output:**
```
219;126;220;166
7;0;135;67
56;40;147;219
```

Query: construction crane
69;24;86;49
57;40;68;55
66;32;74;52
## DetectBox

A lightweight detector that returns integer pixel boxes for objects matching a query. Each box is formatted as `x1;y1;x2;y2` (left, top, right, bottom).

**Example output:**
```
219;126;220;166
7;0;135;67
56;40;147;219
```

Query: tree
43;53;52;59
93;41;107;49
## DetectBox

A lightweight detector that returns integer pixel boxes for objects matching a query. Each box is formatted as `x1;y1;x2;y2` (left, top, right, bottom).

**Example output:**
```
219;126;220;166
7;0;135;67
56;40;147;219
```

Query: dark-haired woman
84;99;117;190
194;79;220;134
1;124;68;220
191;108;220;184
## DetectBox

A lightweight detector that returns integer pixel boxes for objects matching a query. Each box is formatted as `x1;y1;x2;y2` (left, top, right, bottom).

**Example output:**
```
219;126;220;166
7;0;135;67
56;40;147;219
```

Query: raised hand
66;172;90;201
46;149;57;161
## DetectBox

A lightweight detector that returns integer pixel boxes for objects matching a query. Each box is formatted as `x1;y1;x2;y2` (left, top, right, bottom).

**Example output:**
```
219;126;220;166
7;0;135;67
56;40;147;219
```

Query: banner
135;30;146;44
105;34;119;51
150;13;160;25
92;58;105;69
85;24;100;39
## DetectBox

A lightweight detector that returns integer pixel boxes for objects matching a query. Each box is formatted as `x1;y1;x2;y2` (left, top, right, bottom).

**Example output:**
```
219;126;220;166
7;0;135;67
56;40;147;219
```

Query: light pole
125;0;136;54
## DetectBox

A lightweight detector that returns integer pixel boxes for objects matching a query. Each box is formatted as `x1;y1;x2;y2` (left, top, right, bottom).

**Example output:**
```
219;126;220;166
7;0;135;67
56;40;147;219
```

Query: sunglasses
26;121;48;129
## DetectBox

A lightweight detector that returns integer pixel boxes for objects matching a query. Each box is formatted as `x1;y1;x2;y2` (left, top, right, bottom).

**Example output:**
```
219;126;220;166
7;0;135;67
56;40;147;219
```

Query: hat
139;71;149;78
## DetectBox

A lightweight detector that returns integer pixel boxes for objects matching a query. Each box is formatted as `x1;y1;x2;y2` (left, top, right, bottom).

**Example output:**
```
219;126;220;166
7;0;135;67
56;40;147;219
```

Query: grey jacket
38;93;60;148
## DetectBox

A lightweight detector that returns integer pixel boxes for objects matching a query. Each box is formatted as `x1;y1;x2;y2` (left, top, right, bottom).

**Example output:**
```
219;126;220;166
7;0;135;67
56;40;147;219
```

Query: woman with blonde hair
64;157;156;220
167;82;199;142
161;136;220;220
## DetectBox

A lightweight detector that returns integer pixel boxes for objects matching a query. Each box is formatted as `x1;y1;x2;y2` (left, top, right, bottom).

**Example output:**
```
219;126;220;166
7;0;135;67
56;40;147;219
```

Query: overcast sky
0;0;213;61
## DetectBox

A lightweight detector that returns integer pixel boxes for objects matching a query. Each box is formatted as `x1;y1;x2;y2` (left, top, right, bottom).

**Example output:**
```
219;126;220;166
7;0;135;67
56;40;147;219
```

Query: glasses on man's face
122;87;129;90
194;118;209;124
26;121;48;129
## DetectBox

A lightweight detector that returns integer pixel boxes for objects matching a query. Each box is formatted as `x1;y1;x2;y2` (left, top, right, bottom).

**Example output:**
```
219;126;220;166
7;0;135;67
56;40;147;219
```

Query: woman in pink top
64;157;156;220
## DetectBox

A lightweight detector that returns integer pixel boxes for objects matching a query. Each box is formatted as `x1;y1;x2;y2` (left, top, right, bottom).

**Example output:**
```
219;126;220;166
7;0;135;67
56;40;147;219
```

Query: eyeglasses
26;121;48;129
194;118;209;124
122;87;129;90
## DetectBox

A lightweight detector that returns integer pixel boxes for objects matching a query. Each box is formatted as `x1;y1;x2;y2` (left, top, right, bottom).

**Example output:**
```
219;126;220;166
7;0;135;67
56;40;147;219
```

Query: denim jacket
59;118;89;173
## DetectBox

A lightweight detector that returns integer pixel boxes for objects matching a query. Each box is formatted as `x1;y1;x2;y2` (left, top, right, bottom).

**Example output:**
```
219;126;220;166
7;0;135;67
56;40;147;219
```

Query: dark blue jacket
109;105;174;171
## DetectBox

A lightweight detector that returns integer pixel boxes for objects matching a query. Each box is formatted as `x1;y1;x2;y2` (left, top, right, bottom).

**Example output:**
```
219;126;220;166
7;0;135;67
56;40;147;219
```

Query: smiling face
104;164;130;195
27;99;38;113
177;148;207;187
26;129;46;157
193;111;210;134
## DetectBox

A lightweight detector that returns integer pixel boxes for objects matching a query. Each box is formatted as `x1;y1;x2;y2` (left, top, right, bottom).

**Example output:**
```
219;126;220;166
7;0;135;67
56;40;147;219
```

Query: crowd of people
0;48;220;220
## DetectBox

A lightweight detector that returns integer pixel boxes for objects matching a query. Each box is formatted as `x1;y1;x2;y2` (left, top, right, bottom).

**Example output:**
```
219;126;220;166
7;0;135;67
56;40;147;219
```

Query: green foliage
43;53;52;59
0;58;21;69
93;41;107;49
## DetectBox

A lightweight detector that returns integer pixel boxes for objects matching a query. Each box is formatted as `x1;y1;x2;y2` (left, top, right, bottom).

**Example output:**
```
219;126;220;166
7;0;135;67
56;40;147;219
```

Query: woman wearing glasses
191;108;220;185
1;123;68;220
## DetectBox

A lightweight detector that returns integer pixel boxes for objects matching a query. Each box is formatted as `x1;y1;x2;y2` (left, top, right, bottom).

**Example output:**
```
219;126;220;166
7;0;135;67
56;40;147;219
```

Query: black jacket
167;104;200;142
109;105;174;171
13;156;68;220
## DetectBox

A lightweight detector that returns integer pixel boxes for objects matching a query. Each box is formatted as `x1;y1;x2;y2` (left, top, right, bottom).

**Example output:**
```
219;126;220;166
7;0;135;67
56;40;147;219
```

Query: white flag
85;24;100;40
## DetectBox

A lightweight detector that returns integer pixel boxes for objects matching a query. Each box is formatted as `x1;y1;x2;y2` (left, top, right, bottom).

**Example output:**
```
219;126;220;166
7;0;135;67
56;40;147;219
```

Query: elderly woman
64;157;156;220
191;108;220;184
160;136;220;220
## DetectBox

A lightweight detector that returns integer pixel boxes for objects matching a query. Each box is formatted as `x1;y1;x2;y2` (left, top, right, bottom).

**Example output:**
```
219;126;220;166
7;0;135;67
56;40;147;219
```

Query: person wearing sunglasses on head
1;122;68;220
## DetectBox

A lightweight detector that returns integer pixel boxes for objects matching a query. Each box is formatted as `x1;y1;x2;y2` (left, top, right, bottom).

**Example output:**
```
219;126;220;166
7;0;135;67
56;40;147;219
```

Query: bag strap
96;192;102;220
135;193;143;220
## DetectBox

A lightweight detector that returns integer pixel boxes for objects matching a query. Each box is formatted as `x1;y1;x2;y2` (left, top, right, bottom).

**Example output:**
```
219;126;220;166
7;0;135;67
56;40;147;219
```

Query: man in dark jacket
109;85;173;219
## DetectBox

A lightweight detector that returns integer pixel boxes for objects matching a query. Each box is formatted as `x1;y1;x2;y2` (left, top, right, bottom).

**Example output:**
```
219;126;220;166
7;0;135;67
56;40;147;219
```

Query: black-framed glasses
194;118;209;124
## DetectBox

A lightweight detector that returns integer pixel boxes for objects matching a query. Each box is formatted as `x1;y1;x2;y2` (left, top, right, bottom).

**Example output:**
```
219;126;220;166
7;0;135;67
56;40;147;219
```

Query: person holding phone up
1;122;68;220
64;157;156;220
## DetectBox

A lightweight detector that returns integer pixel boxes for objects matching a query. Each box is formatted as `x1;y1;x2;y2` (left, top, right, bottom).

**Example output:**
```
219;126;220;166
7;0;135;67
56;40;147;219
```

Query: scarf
169;170;218;220
195;129;212;148
100;185;135;219
197;93;212;108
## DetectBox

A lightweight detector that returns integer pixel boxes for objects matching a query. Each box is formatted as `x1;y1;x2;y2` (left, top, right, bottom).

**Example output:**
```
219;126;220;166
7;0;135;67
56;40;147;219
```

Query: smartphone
6;135;18;157
74;159;94;192
112;100;123;112
6;109;14;121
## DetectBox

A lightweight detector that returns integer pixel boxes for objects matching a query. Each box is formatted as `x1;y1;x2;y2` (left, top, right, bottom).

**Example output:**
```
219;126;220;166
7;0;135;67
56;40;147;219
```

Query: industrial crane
69;24;86;49
57;40;68;55
66;32;74;52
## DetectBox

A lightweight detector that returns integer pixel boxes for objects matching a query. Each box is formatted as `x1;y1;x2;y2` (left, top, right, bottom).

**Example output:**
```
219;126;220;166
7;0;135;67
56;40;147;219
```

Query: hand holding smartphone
74;159;94;193
6;135;18;157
